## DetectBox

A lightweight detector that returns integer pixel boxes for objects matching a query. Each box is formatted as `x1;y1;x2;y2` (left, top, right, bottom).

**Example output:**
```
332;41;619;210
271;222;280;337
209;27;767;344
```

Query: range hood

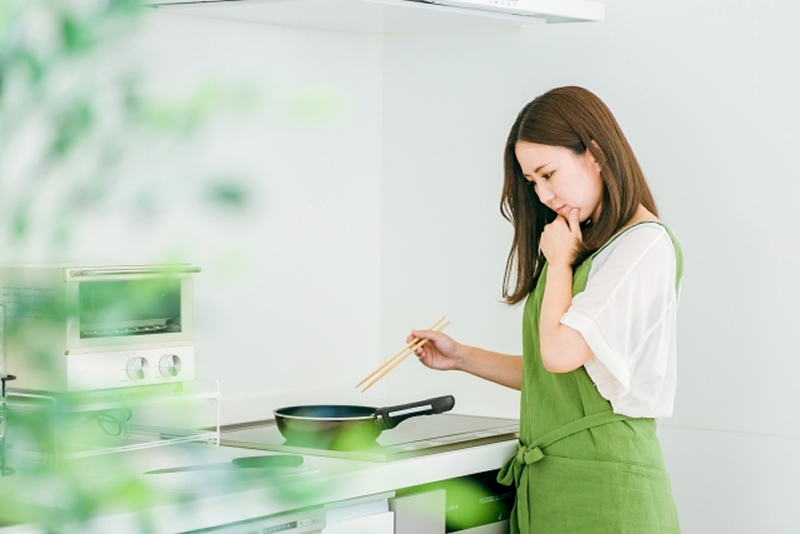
148;0;605;34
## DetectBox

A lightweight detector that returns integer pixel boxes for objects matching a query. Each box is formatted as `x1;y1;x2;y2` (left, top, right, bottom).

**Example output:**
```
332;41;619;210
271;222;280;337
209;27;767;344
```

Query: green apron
498;223;683;534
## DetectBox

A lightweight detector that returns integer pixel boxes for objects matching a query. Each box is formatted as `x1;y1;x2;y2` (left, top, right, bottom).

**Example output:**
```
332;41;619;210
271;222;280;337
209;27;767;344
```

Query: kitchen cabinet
390;490;446;534
322;511;394;534
395;470;513;533
323;493;395;534
0;439;519;533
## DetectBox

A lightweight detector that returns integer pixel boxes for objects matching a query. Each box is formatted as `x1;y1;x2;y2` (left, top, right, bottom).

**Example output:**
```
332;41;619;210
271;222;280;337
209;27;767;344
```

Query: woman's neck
625;204;660;228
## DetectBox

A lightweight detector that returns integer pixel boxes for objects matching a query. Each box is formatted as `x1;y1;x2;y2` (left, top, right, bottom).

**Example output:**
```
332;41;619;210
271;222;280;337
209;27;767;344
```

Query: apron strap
497;411;629;534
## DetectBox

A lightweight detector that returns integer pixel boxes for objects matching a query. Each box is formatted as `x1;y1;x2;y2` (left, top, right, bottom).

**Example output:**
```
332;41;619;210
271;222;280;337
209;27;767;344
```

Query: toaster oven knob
159;354;182;377
126;357;149;380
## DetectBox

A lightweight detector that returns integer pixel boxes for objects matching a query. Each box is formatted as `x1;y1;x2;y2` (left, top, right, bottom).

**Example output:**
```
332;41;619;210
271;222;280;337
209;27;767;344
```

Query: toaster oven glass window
78;279;182;338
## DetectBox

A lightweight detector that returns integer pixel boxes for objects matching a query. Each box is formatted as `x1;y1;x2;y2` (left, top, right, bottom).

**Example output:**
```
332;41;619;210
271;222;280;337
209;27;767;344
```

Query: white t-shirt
560;223;681;419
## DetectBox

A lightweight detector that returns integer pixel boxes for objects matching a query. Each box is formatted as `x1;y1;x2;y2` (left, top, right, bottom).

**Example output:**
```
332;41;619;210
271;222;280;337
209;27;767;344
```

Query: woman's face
515;141;604;223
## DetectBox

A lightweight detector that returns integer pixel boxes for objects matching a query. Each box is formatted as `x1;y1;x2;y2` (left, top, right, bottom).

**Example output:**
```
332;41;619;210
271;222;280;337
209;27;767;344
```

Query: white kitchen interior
1;0;799;532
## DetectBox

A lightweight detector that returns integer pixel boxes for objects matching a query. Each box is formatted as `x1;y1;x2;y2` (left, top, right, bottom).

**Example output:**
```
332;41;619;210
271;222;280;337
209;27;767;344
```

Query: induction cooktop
219;413;519;462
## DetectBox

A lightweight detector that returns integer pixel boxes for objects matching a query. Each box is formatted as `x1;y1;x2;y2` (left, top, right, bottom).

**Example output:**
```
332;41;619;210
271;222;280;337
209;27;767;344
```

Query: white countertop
0;437;519;533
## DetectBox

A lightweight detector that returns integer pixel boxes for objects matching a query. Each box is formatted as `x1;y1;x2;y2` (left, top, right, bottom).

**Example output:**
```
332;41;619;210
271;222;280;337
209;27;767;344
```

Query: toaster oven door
65;265;199;353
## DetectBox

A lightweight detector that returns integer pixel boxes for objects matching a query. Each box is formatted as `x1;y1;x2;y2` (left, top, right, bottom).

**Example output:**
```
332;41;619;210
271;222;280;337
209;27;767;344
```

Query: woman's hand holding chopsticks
356;316;523;392
407;328;463;371
411;327;525;390
356;317;450;392
416;334;524;390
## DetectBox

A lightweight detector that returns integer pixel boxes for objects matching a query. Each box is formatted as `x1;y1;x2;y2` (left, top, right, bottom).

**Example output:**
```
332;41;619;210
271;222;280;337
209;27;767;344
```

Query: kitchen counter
0;435;519;533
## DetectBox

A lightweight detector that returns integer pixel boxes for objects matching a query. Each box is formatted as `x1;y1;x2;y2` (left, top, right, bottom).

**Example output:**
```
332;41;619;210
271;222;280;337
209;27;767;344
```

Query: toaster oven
0;264;200;392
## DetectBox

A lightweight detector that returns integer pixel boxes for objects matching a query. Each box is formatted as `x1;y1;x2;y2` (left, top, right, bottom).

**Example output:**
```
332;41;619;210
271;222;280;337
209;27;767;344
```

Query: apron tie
498;443;544;484
498;442;545;533
497;411;629;534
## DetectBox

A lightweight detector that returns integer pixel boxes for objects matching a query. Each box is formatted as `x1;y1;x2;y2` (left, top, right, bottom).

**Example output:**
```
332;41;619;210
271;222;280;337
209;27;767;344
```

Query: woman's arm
538;209;594;373
538;263;594;373
458;345;523;390
409;329;523;390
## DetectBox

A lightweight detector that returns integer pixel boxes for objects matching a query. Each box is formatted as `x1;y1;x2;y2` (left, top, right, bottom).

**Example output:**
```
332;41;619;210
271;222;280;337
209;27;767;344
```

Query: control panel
182;508;325;533
65;346;195;391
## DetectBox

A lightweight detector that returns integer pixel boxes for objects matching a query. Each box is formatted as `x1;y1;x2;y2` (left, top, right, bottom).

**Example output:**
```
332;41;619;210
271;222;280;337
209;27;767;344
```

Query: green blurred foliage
0;0;355;530
50;99;93;156
205;180;251;210
0;0;255;254
0;0;263;531
285;85;347;123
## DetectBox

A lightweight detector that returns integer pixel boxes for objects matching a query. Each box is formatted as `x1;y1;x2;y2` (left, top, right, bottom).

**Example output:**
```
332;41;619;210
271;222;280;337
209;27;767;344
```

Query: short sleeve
560;224;680;418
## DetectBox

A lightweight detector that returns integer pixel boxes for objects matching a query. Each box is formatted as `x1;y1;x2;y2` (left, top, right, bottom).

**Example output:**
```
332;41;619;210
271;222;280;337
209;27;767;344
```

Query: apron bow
498;443;544;486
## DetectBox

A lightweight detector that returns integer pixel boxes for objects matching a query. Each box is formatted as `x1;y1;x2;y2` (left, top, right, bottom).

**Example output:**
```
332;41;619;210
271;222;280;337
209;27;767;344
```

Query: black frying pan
274;395;455;451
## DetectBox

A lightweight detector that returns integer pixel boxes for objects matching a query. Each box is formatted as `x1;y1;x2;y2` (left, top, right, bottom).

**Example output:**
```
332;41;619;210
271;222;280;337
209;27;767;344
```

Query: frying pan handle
373;395;455;430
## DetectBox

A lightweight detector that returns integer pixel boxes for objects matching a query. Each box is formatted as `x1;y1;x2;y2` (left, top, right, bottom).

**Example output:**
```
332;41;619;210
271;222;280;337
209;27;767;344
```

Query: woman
409;86;683;533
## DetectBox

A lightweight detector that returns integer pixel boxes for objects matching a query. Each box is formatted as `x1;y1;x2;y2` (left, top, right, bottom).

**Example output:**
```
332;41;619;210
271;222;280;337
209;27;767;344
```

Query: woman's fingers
541;210;583;266
410;329;436;355
568;208;582;239
406;330;463;371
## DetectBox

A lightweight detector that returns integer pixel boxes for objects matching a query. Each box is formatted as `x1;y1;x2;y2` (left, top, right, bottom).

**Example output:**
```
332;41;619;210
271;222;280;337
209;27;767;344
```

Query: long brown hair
501;86;658;305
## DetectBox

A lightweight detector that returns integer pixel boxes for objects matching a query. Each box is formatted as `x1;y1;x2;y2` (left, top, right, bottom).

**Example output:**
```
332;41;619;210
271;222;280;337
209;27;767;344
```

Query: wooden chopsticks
356;316;450;393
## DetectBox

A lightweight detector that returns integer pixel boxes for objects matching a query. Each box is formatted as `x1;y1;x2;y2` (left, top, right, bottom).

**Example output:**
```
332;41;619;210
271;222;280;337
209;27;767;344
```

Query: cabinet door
390;489;446;534
321;510;394;534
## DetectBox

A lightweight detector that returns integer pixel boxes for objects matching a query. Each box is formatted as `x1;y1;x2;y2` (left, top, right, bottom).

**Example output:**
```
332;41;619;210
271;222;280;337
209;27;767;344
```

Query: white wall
380;1;800;532
378;29;525;417
135;14;387;422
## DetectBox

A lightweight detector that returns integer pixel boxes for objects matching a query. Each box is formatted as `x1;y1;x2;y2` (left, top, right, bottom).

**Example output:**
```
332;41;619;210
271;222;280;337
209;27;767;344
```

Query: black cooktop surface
219;413;519;462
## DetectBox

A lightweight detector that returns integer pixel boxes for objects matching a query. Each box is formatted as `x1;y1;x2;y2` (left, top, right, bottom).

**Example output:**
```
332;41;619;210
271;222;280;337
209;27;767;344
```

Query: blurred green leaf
122;76;142;115
135;82;258;133
61;16;95;55
0;1;11;28
50;100;93;156
108;0;146;17
285;87;343;122
18;48;45;85
206;180;250;210
11;206;29;239
111;478;157;510
1;0;259;527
